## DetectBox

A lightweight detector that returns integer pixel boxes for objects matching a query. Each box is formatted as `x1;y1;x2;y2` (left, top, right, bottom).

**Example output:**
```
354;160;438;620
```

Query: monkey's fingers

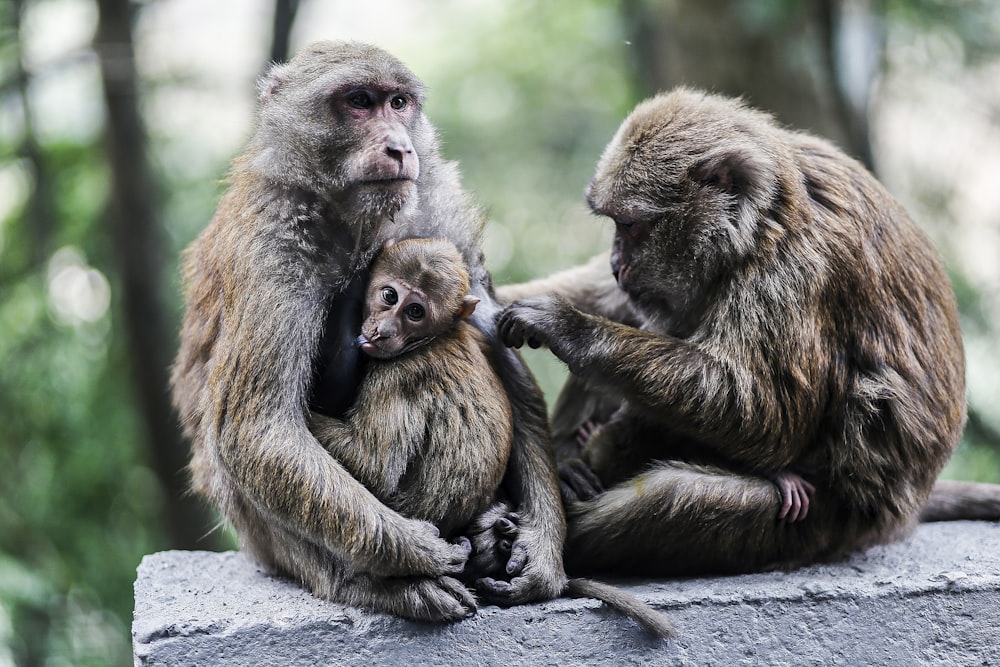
776;477;798;521
497;310;526;348
494;516;519;538
476;568;552;607
776;478;810;522
475;577;512;599
505;541;528;576
453;535;473;557
559;458;605;503
419;576;477;621
575;420;600;448
795;483;811;521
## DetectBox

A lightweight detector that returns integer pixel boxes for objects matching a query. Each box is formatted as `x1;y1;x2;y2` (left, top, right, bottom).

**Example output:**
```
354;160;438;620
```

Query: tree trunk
93;0;219;550
269;0;301;64
11;0;56;270
622;0;879;168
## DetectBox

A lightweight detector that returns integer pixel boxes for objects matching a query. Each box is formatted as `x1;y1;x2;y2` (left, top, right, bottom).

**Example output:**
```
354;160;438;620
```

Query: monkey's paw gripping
464;502;523;585
497;296;566;350
467;506;566;606
771;471;816;523
477;527;565;606
393;519;471;578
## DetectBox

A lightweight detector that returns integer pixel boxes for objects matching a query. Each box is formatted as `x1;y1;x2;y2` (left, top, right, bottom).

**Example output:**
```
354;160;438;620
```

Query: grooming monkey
312;237;675;637
498;87;1000;576
170;41;567;623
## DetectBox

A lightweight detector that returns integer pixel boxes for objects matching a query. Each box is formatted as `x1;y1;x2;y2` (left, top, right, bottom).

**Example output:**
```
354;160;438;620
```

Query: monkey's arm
207;263;468;579
498;296;800;472
480;343;569;603
496;253;637;324
468;281;568;604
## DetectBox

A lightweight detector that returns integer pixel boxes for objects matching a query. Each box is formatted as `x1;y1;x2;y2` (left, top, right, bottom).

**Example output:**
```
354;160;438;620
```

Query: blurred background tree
1;0;998;664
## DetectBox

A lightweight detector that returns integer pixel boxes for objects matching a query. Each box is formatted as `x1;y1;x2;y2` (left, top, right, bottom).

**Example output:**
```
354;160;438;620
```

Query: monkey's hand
769;471;816;522
463;501;521;583
559;458;605;504
367;516;472;578
474;514;566;606
402;575;478;622
498;295;587;360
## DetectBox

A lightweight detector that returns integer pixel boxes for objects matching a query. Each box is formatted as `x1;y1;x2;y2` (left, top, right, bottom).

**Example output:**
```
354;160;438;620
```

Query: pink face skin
358;279;433;360
334;85;421;184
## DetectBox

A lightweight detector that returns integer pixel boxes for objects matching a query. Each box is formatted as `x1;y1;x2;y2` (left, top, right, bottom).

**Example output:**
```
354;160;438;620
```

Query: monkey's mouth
361;176;414;184
356;333;430;360
356;334;391;359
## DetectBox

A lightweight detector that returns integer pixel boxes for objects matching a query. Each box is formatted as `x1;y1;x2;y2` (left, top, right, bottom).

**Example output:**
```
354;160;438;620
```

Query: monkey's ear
259;63;292;103
690;145;779;253
689;145;776;200
455;295;480;320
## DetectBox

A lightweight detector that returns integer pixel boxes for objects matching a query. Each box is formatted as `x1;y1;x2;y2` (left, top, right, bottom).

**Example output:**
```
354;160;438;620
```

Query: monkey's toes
419;577;476;621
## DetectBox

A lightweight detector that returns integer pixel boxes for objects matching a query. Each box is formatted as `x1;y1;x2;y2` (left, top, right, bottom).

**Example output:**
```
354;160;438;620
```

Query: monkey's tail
564;578;676;639
920;480;1000;522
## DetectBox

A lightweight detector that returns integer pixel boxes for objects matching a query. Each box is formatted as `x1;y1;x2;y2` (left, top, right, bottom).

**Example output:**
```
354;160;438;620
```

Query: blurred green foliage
1;1;999;664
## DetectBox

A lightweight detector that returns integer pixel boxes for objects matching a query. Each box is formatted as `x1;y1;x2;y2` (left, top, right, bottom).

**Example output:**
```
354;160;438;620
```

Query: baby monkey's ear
455;295;480;320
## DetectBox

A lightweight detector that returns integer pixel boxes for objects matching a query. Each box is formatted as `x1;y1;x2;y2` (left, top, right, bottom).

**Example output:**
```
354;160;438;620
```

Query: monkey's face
256;41;432;214
587;89;783;335
359;281;445;359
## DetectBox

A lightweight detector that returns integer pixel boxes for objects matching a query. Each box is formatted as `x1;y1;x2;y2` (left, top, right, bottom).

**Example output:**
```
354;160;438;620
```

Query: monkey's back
778;130;966;535
347;322;513;537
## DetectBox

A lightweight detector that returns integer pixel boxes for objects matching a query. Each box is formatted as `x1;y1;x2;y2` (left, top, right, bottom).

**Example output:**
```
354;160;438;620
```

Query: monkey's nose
385;135;414;164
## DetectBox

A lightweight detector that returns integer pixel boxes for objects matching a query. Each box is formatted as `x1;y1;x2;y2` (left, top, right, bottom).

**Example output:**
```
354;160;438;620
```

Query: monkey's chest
359;354;512;536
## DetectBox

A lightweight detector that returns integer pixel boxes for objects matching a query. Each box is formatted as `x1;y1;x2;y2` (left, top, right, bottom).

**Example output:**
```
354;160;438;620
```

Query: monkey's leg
478;345;568;604
565;461;841;576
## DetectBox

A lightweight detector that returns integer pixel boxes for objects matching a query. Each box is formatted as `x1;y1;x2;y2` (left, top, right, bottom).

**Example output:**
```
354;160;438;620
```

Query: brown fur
312;239;512;538
170;41;566;622
313;238;674;637
498;88;989;576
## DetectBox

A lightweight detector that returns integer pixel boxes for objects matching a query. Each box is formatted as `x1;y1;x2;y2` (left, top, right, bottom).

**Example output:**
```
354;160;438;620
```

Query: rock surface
133;521;1000;666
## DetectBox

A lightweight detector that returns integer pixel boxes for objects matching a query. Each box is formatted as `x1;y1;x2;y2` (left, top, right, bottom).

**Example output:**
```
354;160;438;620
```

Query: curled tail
565;578;675;639
920;480;1000;522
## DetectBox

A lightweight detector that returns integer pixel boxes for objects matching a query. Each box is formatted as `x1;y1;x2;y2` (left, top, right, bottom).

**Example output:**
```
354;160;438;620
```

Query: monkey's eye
389;94;408;111
348;91;375;109
381;287;398;305
404;303;425;321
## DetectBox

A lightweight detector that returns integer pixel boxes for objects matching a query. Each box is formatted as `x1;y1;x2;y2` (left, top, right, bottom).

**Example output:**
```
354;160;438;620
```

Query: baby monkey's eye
381;287;398;305
405;303;425;321
390;94;408;110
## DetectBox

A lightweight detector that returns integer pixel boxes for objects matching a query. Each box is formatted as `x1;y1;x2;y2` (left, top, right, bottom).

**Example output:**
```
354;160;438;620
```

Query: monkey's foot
464;502;521;583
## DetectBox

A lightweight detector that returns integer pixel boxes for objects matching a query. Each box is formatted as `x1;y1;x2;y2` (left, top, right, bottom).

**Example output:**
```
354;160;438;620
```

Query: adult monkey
498;88;1000;576
171;41;565;621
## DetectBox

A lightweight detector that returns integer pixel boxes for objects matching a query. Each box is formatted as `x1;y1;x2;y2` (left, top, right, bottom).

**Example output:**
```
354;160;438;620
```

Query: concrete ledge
133;522;1000;666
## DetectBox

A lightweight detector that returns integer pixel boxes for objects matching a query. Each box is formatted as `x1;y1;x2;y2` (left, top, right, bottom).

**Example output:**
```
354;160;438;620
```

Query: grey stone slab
133;521;1000;666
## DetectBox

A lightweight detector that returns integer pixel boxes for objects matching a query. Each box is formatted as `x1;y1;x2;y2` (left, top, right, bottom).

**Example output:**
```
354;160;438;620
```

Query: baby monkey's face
359;279;440;360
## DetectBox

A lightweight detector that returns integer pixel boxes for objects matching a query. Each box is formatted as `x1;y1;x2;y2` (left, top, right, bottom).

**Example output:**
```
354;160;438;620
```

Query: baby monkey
312;237;675;637
313;237;511;539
